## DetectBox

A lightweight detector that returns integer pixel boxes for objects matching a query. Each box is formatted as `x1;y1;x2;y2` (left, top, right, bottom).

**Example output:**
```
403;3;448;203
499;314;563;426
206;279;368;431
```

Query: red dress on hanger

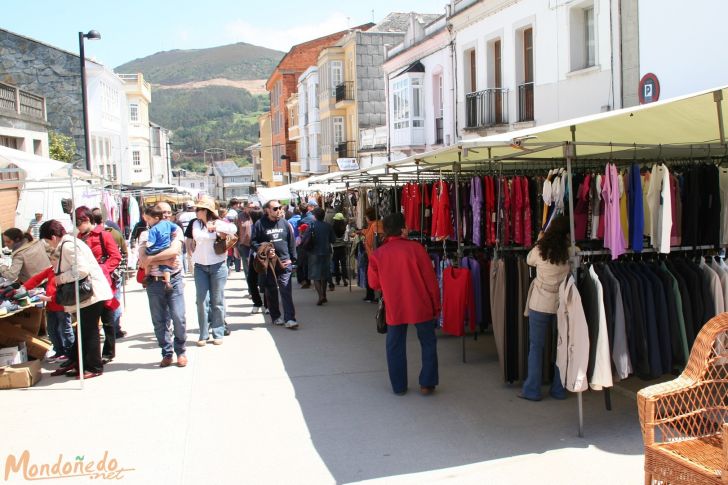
442;266;476;337
431;180;453;240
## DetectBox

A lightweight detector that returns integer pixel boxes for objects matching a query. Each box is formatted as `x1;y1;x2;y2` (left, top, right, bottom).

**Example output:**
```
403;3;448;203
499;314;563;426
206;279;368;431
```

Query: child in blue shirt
144;207;177;290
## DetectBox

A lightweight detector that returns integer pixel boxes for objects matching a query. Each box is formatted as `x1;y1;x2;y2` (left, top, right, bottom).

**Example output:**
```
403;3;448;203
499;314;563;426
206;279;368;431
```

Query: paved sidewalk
2;272;645;484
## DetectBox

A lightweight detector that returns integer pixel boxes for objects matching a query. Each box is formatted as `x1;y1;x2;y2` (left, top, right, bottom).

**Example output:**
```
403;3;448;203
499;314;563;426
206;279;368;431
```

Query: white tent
0;145;69;180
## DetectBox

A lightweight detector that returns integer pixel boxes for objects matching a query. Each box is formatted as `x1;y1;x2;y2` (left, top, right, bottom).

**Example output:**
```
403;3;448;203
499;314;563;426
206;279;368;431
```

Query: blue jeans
227;254;241;272
386;319;438;394
46;310;74;356
521;310;566;400
195;261;228;340
239;245;251;278
147;271;187;357
263;263;295;322
111;289;122;334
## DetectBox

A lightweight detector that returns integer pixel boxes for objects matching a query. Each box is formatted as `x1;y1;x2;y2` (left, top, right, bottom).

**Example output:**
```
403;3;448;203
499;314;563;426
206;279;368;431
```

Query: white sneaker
263;308;270;315
272;317;285;325
285;320;299;329
251;306;262;314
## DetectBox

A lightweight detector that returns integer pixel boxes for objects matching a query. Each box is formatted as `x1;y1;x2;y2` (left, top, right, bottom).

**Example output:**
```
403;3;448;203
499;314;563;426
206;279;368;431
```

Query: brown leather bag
213;233;239;255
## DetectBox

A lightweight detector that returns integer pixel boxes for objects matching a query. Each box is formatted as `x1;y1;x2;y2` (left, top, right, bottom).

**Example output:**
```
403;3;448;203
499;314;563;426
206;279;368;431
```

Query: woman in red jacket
22;255;74;361
75;206;121;363
368;212;441;396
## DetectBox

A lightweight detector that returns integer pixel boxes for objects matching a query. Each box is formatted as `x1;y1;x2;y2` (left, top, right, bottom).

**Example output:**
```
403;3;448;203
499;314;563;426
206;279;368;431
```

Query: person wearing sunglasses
251;199;298;329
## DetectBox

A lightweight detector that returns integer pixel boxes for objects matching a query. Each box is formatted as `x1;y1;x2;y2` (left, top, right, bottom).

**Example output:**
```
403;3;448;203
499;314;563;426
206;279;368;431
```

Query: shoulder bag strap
55;241;68;276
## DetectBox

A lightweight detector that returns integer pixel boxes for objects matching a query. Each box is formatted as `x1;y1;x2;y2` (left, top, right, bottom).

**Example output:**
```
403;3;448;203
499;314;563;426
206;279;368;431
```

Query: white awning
0;145;70;181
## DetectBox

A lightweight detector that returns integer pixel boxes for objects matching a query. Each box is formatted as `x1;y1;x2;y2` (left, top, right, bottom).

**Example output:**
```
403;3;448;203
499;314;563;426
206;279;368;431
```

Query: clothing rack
577;245;721;257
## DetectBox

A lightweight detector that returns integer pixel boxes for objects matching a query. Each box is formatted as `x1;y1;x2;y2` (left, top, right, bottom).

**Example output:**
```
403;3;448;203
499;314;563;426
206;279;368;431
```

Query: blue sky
2;0;448;68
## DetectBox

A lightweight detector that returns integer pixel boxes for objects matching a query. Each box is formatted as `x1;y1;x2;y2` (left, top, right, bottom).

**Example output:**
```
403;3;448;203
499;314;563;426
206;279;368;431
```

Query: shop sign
336;158;359;171
272;173;283;182
639;73;661;104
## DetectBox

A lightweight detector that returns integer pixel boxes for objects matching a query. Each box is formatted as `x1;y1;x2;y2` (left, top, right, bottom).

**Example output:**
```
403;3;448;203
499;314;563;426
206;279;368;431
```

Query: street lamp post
78;30;101;172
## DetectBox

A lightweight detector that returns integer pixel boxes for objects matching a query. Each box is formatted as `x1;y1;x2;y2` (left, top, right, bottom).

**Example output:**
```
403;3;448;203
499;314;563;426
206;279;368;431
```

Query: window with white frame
333;117;345;145
570;2;596;70
330;61;343;96
391;75;424;130
411;79;423;127
132;150;142;173
129;103;139;122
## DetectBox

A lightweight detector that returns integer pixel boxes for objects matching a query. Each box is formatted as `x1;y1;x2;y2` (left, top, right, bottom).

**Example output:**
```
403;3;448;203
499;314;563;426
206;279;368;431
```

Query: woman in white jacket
40;220;113;379
191;196;237;346
519;215;572;401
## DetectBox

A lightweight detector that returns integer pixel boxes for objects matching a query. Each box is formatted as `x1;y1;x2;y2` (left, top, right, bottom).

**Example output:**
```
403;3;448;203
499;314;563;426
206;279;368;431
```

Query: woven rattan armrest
638;376;697;445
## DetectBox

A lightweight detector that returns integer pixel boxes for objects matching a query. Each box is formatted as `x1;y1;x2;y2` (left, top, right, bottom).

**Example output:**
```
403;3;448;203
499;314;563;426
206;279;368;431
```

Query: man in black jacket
251;199;298;329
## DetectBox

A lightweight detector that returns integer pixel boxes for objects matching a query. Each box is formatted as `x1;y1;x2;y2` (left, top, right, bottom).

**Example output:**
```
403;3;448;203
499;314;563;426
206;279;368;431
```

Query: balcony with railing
335;82;355;106
337;141;357;159
0;82;46;121
118;73;152;102
465;88;509;129
517;82;534;122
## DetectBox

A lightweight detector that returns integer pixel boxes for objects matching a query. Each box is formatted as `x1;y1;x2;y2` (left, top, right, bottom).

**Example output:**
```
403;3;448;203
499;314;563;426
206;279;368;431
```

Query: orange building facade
266;24;373;184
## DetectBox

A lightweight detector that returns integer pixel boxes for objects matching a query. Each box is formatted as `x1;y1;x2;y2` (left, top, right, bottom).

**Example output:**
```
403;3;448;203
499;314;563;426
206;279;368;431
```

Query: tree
48;131;76;163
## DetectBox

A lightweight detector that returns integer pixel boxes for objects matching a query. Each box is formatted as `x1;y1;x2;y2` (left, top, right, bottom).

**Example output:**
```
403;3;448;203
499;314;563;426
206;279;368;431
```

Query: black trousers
332;246;348;283
247;254;263;307
101;306;115;359
70;301;105;373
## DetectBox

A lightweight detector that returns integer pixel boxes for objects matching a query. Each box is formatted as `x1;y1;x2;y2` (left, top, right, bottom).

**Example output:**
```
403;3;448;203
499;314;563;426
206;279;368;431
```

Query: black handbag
376;297;387;334
55;242;94;306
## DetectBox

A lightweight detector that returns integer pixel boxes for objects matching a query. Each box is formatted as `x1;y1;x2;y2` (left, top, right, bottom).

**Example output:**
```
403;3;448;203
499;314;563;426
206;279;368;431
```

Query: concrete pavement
1;271;645;484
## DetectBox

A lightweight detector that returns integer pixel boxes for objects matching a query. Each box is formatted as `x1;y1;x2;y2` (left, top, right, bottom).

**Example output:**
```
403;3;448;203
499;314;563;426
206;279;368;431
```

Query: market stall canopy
322;84;728;183
0;145;69;181
257;185;294;204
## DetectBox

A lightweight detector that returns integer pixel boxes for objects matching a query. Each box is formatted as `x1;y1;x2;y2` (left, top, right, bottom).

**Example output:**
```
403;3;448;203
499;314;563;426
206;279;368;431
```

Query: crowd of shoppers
2;192;449;399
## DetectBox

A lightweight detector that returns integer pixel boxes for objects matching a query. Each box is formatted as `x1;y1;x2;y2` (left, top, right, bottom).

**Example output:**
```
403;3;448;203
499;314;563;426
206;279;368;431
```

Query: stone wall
0;29;85;162
356;32;405;129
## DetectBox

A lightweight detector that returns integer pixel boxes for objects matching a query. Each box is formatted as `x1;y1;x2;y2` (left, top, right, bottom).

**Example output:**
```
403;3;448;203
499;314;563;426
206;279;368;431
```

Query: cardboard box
2;307;45;336
0;322;52;359
0;343;27;366
0;359;42;389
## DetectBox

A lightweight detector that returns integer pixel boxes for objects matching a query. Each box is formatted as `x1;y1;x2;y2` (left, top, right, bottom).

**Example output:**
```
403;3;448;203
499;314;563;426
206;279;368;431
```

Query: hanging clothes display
441;266;476;337
646;163;672;253
556;274;589;392
431;180;453;240
602;163;627;259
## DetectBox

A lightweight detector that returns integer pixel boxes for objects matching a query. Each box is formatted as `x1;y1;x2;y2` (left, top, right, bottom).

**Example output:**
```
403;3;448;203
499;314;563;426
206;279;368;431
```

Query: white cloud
223;12;351;51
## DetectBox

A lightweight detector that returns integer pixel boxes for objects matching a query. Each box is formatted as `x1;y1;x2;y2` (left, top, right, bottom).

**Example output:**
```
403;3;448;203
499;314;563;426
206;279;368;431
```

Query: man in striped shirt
27;213;44;240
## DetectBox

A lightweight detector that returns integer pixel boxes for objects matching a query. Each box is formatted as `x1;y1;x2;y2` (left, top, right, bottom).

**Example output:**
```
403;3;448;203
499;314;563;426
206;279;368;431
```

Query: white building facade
625;0;728;106
451;0;620;140
0;81;49;157
149;122;171;184
383;15;456;162
297;66;324;174
86;63;129;182
119;73;153;185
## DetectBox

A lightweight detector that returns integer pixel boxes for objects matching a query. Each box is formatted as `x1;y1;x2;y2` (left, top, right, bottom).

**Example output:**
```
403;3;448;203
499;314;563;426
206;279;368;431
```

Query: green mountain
115;42;284;85
150;86;269;170
116;42;282;168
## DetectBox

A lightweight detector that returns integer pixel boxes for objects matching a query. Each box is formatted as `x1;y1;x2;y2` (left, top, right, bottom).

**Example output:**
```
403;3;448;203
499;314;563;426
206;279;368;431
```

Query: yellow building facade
257;112;274;186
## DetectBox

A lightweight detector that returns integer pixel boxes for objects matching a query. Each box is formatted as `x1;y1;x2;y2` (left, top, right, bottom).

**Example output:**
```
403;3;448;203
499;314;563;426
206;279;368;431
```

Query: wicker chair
638;313;728;485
